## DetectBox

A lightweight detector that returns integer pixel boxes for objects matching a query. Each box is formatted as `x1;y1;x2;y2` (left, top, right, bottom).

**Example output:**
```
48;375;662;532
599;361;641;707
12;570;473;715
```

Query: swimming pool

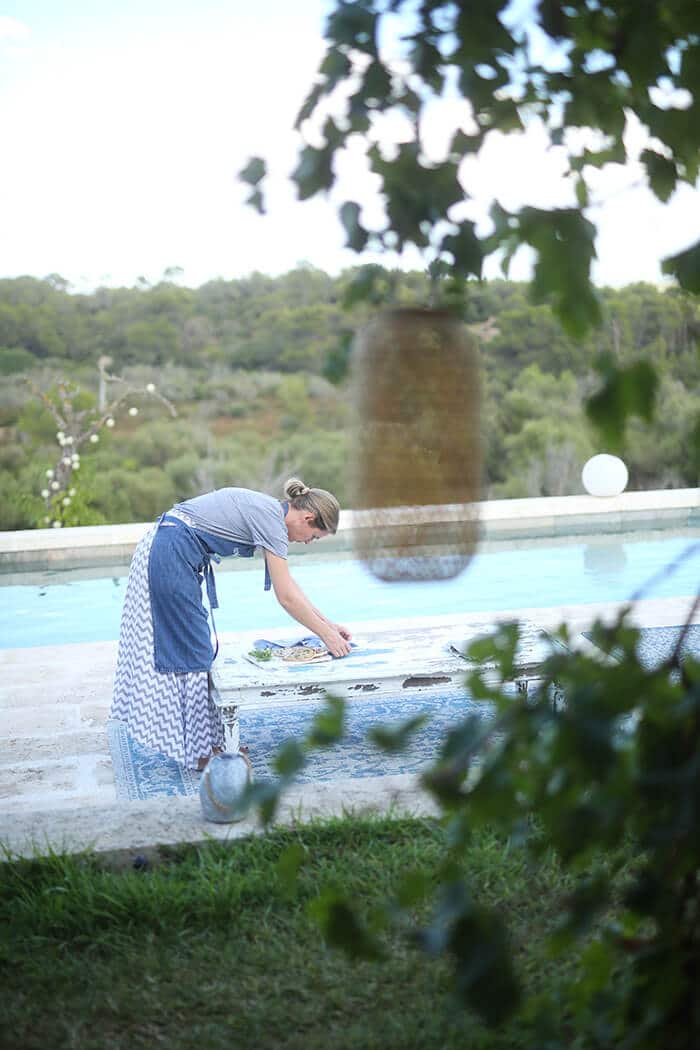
1;527;698;649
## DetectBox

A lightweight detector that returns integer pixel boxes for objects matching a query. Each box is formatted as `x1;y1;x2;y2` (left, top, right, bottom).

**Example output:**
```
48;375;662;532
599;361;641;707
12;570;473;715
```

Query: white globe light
69;488;76;496
128;406;138;416
63;496;71;506
46;469;54;478
582;454;629;497
50;480;60;491
90;433;99;443
146;383;155;393
73;460;81;470
62;457;72;466
106;417;115;428
64;436;74;445
41;488;49;499
52;520;62;529
43;516;50;525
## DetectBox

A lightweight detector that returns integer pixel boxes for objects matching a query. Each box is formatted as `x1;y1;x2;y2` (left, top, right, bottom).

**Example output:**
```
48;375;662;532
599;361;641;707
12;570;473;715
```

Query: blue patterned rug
583;624;700;669
107;687;496;801
107;720;202;800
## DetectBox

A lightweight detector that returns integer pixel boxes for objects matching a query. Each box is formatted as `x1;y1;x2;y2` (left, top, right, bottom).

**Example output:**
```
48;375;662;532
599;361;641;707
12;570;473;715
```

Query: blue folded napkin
253;635;324;650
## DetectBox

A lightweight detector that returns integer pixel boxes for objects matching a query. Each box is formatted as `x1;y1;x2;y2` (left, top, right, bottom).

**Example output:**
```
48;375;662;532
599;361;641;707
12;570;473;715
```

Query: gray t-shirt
172;488;288;559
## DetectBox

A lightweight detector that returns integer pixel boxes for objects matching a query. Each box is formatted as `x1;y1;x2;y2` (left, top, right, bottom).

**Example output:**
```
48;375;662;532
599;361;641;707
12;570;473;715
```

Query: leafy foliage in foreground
243;0;700;336
241;599;700;1049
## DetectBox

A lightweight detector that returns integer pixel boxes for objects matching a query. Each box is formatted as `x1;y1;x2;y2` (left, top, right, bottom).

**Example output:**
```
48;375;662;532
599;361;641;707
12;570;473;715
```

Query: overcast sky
1;0;698;292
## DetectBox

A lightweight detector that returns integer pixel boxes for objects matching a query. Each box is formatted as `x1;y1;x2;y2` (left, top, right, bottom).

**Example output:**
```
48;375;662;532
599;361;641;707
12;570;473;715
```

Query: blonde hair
283;477;340;534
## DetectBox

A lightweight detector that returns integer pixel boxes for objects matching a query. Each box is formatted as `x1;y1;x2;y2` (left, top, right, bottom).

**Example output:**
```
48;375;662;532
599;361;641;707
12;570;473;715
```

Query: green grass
0;815;582;1050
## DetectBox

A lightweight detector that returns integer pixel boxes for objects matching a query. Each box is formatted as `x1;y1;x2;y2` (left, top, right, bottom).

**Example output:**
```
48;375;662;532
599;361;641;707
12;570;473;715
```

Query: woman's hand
329;622;352;642
319;625;352;658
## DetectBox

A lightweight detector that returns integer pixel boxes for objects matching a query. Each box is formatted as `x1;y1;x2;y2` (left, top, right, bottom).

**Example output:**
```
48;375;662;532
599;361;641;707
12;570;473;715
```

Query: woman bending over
111;478;352;770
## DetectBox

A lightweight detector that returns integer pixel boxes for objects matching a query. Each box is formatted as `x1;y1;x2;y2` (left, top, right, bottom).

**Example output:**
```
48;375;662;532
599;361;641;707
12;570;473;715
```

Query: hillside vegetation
0;267;697;530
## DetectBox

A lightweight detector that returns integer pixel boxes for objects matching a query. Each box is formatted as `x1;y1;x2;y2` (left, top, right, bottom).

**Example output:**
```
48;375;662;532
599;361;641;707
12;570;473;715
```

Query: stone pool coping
1;487;698;572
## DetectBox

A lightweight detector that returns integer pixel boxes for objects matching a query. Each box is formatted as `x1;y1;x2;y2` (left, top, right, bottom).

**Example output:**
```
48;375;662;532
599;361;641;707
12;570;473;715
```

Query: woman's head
283;477;340;535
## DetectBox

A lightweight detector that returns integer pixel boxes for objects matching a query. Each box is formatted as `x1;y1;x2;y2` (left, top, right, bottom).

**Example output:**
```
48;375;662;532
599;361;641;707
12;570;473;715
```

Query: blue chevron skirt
110;524;225;769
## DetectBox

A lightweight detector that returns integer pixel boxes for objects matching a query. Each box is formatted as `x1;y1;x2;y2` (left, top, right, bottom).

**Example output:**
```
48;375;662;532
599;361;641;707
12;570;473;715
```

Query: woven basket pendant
351;308;481;581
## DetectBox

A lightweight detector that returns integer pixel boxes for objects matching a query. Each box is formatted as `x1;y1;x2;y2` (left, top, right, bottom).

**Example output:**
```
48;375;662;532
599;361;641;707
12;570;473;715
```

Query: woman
111;478;352;770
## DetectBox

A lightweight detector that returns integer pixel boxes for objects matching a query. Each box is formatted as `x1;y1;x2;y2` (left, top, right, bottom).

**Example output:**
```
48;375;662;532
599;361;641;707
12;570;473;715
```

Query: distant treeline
0;268;697;529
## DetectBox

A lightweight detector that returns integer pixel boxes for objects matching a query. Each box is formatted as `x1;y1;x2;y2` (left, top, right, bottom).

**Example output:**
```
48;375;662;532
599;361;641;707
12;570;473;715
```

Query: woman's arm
265;552;352;657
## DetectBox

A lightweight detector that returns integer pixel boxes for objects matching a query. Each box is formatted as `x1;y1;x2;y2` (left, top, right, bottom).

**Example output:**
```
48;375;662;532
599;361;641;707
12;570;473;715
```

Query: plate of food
244;637;333;669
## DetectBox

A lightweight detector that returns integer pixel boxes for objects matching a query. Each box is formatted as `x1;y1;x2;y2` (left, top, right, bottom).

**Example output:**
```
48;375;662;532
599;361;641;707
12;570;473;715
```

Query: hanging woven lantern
351;308;481;581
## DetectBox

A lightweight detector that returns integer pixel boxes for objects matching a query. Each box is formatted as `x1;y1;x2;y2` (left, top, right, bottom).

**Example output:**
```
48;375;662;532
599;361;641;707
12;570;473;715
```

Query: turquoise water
1;530;698;649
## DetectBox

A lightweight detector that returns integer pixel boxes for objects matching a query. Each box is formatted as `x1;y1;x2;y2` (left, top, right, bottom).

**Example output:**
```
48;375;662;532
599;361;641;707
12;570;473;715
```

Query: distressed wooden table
210;620;555;753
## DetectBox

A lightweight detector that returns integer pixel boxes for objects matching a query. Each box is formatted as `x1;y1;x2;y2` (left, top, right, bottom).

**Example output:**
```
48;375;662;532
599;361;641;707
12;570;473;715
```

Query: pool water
1;530;698;649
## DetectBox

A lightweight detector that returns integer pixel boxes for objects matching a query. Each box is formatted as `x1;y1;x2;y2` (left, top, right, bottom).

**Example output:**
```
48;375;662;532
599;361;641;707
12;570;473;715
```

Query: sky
1;0;699;293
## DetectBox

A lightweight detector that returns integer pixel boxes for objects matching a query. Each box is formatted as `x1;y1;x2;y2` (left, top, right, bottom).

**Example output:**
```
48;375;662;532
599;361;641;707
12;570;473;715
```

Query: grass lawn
0;815;584;1050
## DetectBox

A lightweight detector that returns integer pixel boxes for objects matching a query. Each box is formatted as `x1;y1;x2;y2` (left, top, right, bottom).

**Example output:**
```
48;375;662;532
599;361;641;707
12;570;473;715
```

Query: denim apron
148;512;275;673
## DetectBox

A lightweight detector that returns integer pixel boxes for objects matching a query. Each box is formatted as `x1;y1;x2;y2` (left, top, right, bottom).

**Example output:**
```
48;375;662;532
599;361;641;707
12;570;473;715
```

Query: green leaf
394;869;432;909
339;201;369;252
239;156;266;186
307;694;345;747
423;880;521;1024
585;354;659;451
678;40;700;98
641;149;678;203
244;188;265;215
408;36;444;93
367;712;430;753
272;738;306;778
325;3;378;56
539;0;568;39
518;207;601;339
341;263;394;308
453;5;516;67
274;842;305;896
448;128;483;161
347;89;372;133
319;47;352;84
662;238;700;294
292;145;334;200
465;622;520;679
440;222;483;280
309;890;385;960
575;175;589;208
294;81;326;129
242;779;282;826
362;59;392;106
369;143;464;249
563;71;626;139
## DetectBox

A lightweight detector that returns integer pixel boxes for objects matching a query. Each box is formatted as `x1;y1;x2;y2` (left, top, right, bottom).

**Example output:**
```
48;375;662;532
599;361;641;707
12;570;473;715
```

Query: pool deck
1;488;698;864
2;595;698;865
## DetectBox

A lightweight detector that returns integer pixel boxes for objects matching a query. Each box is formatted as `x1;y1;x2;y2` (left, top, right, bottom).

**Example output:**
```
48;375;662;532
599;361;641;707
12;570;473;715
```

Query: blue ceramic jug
199;751;251;823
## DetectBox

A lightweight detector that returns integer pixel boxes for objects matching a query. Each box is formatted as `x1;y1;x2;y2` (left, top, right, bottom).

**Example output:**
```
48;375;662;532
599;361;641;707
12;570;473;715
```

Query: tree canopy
242;0;700;336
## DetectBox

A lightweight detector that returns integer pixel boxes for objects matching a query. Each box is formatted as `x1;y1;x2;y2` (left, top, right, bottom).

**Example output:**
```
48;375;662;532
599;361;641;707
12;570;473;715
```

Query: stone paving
1;595;697;863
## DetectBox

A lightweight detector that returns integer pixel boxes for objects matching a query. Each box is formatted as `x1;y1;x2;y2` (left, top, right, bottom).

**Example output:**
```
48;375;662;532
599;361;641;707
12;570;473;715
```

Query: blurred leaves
586;353;659;452
249;601;700;1043
241;0;700;339
662;238;700;294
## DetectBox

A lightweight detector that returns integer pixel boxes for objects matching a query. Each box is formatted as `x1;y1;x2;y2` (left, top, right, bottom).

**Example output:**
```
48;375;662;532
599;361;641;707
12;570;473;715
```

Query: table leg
221;704;240;753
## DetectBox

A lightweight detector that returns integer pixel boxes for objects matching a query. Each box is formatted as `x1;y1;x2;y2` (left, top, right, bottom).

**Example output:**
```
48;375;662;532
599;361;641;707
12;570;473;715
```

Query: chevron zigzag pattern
110;523;224;770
